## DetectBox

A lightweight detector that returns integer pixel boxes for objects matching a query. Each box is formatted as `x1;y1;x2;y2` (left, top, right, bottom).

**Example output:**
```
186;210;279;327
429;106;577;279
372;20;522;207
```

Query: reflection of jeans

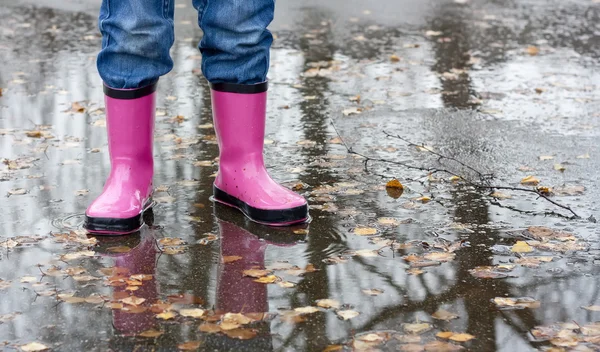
97;0;274;89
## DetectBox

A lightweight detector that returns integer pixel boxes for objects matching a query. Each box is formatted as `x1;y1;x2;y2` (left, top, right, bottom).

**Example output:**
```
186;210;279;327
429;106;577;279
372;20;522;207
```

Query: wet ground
1;0;600;351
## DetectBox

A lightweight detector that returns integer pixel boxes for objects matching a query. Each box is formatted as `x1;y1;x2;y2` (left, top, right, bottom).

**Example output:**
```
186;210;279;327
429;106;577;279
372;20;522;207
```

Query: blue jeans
97;0;274;89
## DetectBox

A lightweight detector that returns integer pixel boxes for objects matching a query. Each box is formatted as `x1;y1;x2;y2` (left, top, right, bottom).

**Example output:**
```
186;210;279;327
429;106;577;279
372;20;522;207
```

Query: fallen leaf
539;155;554;161
222;256;242;264
423;252;456;262
199;323;221;333
583;306;600;311
178;341;201;350
222;328;258;340
426;30;443;36
390;54;401;62
404;323;432;335
357;333;385;343
70;102;86;113
490;192;511;199
254;275;279;284
278;281;296;288
294;306;320;314
468;266;511;279
526;46;540;56
378;217;400;226
577;153;590;159
432;309;459;321
20;342;49;351
425;341;465;351
449;333;475;342
437;332;455;339
342;107;362;116
8;188;27;196
514;256;554;268
139;329;164;338
337;310;360;320
156;311;177;320
121;296;146;306
20;276;37;283
526;226;576;241
61;250;95;261
493;297;540;310
242;269;272;278
553;185;585;196
353;227;378;236
520;175;540;186
179;308;205;318
317;299;340;309
362;289;384;296
554;164;566;172
512;241;533;253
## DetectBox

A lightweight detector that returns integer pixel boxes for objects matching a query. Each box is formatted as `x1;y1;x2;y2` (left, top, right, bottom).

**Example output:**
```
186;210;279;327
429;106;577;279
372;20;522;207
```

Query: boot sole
213;186;309;226
84;199;154;235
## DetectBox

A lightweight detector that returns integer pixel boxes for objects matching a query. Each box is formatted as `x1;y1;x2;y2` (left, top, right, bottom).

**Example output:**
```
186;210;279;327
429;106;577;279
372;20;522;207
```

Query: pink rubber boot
210;81;309;226
84;83;156;234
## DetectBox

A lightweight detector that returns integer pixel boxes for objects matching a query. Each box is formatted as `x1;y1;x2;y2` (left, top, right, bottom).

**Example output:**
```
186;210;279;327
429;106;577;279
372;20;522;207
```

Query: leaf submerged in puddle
431;309;459;321
337;310;360;320
493;297;540;310
403;323;432;335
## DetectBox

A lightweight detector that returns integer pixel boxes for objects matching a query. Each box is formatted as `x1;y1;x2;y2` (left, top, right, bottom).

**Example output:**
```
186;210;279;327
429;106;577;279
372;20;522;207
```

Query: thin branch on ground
329;119;581;219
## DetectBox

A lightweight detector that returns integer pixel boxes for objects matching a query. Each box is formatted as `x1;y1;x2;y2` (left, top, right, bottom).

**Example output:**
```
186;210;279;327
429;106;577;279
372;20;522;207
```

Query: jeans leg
193;0;275;84
97;0;175;89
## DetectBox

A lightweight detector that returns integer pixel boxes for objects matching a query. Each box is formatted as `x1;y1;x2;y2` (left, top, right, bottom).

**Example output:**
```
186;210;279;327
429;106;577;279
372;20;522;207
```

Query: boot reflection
207;209;305;350
95;227;159;336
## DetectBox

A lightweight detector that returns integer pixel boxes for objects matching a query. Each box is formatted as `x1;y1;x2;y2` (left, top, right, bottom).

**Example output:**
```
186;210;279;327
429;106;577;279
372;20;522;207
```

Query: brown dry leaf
163;246;186;255
70;102;86;113
468;266;510;279
254;275;279;284
353;227;378;236
222;256;242;264
526;46;540;56
390;54;401;62
514;256;554;268
199;323;221;333
583;306;600;311
158;237;185;246
60;296;86;304
178;341;201;350
353;249;378;258
121;296;146;306
395;335;422;343
526;226;576;242
130;274;153;281
337;310;360;320
84;295;105;304
222;328;258;340
536;186;553;195
323;345;343;352
242;269;272;278
20;342;49;351
493;297;540;310
423;252;456;262
362;288;384;296
156;311;177;320
404;323;432;335
342;107;362;116
431;309;459;321
139;329;164;338
179;308;205;318
511;241;533;253
449;333;475;342
356;333;385;343
520;175;540;186
317;299;341;309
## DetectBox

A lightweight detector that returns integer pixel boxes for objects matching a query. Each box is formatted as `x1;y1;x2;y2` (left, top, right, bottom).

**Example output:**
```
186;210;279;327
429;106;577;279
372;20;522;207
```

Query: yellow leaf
242;269;272;278
178;341;201;350
520;175;540;186
199;323;221;333
378;217;399;226
278;281;296;288
415;196;431;203
222;255;242;264
554;164;566;172
386;179;404;189
253;275;279;284
536;186;553;195
156;311;177;320
512;241;533;253
390;54;401;62
449;333;475;342
294;306;320;314
362;289;384;296
436;331;454;339
353;227;378;236
526;46;540;56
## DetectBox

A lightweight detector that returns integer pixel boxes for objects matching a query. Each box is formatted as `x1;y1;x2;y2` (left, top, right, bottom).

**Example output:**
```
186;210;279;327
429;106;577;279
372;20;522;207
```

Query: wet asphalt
0;0;599;351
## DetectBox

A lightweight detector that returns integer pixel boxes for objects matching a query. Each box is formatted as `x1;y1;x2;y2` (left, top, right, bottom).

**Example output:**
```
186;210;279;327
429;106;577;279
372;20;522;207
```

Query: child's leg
97;0;175;88
193;0;273;84
85;0;175;234
193;0;309;226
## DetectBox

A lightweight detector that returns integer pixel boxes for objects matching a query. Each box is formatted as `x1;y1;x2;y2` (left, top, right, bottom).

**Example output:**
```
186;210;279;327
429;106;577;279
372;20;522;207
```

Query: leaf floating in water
317;299;341;309
242;269;272;278
178;341;201;350
362;289;384;296
138;329;164;338
520;175;540;186
294;306;320;314
20;342;50;352
493;297;540;310
403;323;432;335
353;227;378;236
511;241;533;253
337;310;360;320
156;311;177;320
253;275;279;284
179;308;205;318
121;296;146;306
431;309;459;321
